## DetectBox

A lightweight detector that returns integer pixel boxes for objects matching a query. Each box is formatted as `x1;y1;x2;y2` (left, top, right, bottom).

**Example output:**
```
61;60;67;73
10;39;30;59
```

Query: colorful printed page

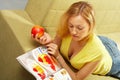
45;69;72;80
16;46;72;80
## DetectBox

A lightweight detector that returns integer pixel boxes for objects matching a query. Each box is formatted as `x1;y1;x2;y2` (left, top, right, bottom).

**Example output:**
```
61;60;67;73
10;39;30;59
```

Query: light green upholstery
0;0;120;80
25;0;53;25
0;0;52;80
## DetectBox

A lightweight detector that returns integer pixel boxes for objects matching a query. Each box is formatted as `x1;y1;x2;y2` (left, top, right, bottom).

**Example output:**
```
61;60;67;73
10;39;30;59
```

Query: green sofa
0;0;120;80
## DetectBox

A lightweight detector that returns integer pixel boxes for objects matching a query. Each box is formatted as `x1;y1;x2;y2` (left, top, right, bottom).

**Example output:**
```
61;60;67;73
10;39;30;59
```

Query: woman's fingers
46;43;58;57
39;36;47;44
47;43;57;50
32;33;51;45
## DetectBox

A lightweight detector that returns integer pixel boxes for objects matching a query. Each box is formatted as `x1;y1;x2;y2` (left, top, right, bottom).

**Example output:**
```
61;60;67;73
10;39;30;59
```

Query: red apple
31;25;44;38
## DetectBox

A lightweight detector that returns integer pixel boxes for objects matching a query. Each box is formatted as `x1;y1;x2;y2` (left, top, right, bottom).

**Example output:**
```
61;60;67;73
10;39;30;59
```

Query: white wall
0;0;28;10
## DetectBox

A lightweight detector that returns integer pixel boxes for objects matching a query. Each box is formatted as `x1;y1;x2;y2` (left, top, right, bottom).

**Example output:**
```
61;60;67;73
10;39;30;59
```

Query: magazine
16;46;72;80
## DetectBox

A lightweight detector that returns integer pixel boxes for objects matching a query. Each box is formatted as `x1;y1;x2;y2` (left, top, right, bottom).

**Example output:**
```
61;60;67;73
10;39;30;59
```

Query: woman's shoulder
87;34;107;52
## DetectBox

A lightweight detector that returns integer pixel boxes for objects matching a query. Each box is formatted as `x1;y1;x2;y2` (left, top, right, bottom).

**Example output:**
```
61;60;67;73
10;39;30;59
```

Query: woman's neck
68;34;92;59
75;34;91;45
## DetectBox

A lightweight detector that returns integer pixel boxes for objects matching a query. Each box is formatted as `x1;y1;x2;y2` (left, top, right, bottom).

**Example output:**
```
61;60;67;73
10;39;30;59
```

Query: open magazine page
16;46;72;80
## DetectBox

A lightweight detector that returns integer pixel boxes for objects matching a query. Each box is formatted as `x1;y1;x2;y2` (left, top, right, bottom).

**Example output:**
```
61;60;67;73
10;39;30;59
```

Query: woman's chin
72;37;80;41
72;36;84;41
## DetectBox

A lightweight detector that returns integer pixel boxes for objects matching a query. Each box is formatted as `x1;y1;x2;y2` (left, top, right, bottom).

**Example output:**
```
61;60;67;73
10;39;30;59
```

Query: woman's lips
72;35;78;38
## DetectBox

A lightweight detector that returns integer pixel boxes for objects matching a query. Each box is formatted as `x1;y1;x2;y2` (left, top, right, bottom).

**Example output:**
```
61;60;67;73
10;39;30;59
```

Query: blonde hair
57;1;95;38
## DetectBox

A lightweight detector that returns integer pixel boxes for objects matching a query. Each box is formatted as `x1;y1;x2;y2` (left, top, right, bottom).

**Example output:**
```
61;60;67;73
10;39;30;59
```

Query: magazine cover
16;46;72;80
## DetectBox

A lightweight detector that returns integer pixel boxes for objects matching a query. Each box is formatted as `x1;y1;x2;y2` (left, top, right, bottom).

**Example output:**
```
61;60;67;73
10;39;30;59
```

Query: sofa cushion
85;74;118;80
42;0;71;37
25;0;53;25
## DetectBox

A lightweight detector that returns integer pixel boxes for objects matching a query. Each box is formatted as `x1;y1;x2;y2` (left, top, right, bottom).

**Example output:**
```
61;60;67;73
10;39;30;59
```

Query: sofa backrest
41;0;120;37
25;0;53;25
92;0;120;34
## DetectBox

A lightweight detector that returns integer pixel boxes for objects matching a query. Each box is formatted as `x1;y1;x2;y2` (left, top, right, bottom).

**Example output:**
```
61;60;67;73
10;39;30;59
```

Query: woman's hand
32;32;52;45
46;43;59;57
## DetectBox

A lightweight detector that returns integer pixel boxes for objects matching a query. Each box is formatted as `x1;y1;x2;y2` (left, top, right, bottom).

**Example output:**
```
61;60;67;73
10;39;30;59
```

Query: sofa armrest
0;10;39;80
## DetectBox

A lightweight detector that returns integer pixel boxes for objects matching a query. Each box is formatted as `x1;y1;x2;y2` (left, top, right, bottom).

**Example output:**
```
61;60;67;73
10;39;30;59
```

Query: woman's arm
56;53;100;80
76;60;100;80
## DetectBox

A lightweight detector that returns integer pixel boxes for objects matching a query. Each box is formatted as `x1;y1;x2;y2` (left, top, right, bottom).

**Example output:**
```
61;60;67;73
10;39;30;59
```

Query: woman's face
68;15;90;41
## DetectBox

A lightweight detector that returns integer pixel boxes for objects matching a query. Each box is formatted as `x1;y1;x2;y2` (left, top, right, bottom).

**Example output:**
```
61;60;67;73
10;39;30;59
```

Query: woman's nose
72;28;77;34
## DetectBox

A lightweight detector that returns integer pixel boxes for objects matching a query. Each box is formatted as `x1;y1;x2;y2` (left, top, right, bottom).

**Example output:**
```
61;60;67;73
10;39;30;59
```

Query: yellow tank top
60;34;112;75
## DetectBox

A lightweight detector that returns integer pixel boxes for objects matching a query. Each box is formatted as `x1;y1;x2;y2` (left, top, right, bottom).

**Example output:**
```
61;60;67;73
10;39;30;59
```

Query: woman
33;1;120;80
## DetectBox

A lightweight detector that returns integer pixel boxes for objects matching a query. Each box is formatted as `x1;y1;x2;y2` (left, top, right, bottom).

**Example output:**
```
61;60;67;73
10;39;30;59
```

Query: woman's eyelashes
77;26;84;30
68;24;84;31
